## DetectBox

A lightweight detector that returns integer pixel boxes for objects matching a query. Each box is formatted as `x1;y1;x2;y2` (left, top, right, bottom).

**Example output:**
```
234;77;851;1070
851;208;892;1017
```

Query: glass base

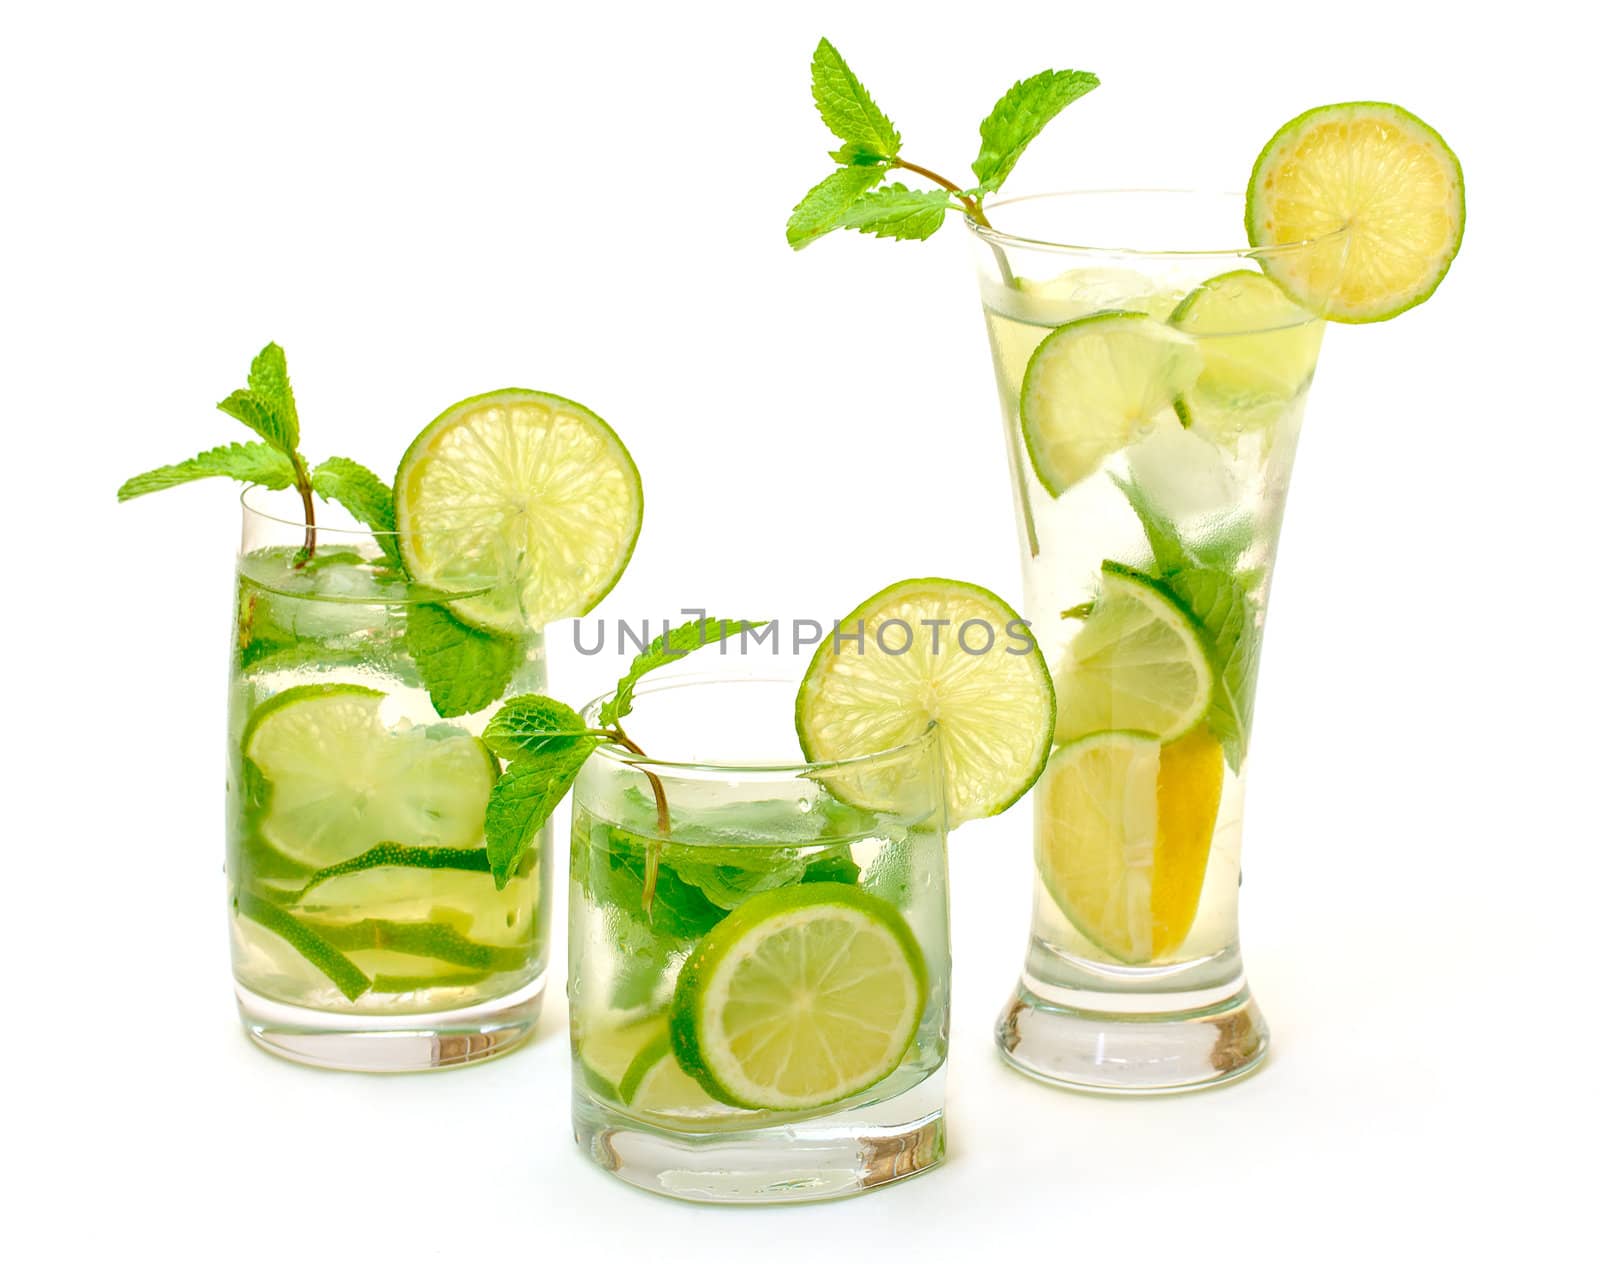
236;973;545;1072
995;974;1268;1094
572;1068;946;1204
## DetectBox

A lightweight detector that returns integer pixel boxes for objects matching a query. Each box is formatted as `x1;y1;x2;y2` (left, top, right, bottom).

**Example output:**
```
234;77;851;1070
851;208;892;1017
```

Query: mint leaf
810;38;900;156
1163;566;1260;772
786;165;887;248
485;742;599;887
311;456;399;563
829;141;893;167
669;846;812;910
579;827;725;940
405;603;522;718
839;184;955;241
118;441;297;501
482;694;593;762
310;457;395;533
972;69;1099;192
600;618;767;727
219;342;301;456
1111;473;1193;574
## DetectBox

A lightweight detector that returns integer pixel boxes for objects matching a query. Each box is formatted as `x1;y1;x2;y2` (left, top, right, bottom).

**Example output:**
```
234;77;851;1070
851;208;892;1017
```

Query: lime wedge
1055;563;1213;744
244;684;495;868
796;578;1054;824
394;389;643;633
1169;270;1325;446
1036;729;1223;964
1246;101;1465;323
669;883;927;1112
1020;311;1202;495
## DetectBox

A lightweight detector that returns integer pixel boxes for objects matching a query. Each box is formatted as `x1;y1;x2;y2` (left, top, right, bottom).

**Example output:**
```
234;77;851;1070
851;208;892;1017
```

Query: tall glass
969;192;1340;1092
227;488;550;1070
568;675;950;1203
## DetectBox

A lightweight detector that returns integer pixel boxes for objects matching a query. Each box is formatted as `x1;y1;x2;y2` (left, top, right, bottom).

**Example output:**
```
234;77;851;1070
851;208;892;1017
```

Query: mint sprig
786;38;1098;249
119;342;396;565
478;617;768;890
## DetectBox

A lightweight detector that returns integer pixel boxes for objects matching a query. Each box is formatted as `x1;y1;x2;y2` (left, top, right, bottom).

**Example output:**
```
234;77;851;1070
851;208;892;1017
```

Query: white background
4;1;1595;1258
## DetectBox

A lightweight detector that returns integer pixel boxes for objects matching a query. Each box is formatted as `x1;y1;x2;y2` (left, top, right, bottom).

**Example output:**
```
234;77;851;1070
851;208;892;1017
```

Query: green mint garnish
485;741;601;888
119;342;398;565
601;618;765;727
478;617;768;890
786;37;1098;248
1164;567;1259;771
482;695;597;762
309;456;401;564
971;69;1101;192
404;603;522;719
118;441;297;500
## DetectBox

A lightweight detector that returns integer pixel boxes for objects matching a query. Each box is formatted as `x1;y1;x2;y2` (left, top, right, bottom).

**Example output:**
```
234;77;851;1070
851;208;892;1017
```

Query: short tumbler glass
227;487;550;1070
568;675;950;1203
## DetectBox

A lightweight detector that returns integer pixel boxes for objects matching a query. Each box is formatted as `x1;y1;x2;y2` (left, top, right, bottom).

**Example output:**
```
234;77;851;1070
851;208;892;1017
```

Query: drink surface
227;545;548;1014
568;775;950;1132
982;267;1320;977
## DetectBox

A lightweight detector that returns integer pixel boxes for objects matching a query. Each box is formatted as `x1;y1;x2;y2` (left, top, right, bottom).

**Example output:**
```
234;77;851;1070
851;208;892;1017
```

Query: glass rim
579;672;940;778
240;483;404;539
964;188;1347;260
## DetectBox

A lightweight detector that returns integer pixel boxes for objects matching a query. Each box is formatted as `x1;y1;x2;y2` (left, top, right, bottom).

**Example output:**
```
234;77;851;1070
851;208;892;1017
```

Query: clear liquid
226;545;548;1014
568;782;950;1134
983;274;1317;976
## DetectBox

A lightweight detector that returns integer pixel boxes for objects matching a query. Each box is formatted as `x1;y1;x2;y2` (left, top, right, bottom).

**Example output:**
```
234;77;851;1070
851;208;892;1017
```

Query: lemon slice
394;389;643;633
796;577;1054;824
1036;729;1223;964
1169;269;1325;445
1020;311;1202;496
1246;101;1465;323
1054;563;1213;744
244;684;496;868
669;883;927;1112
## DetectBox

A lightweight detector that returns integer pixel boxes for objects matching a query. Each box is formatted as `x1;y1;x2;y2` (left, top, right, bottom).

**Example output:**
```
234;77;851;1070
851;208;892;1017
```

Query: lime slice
1020;311;1202;495
1036;729;1223;964
796;578;1054;824
244;684;496;868
394;389;643;633
1054;563;1213;744
617;1030;728;1120
290;867;535;948
1169;270;1325;445
575;1014;666;1099
1246;101;1465;323
669;883;927;1112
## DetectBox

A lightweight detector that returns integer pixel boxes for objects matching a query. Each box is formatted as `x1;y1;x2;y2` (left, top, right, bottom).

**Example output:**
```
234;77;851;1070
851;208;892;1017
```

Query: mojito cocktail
227;500;550;1066
568;677;951;1203
972;191;1332;1090
785;41;1464;1090
121;348;644;1070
